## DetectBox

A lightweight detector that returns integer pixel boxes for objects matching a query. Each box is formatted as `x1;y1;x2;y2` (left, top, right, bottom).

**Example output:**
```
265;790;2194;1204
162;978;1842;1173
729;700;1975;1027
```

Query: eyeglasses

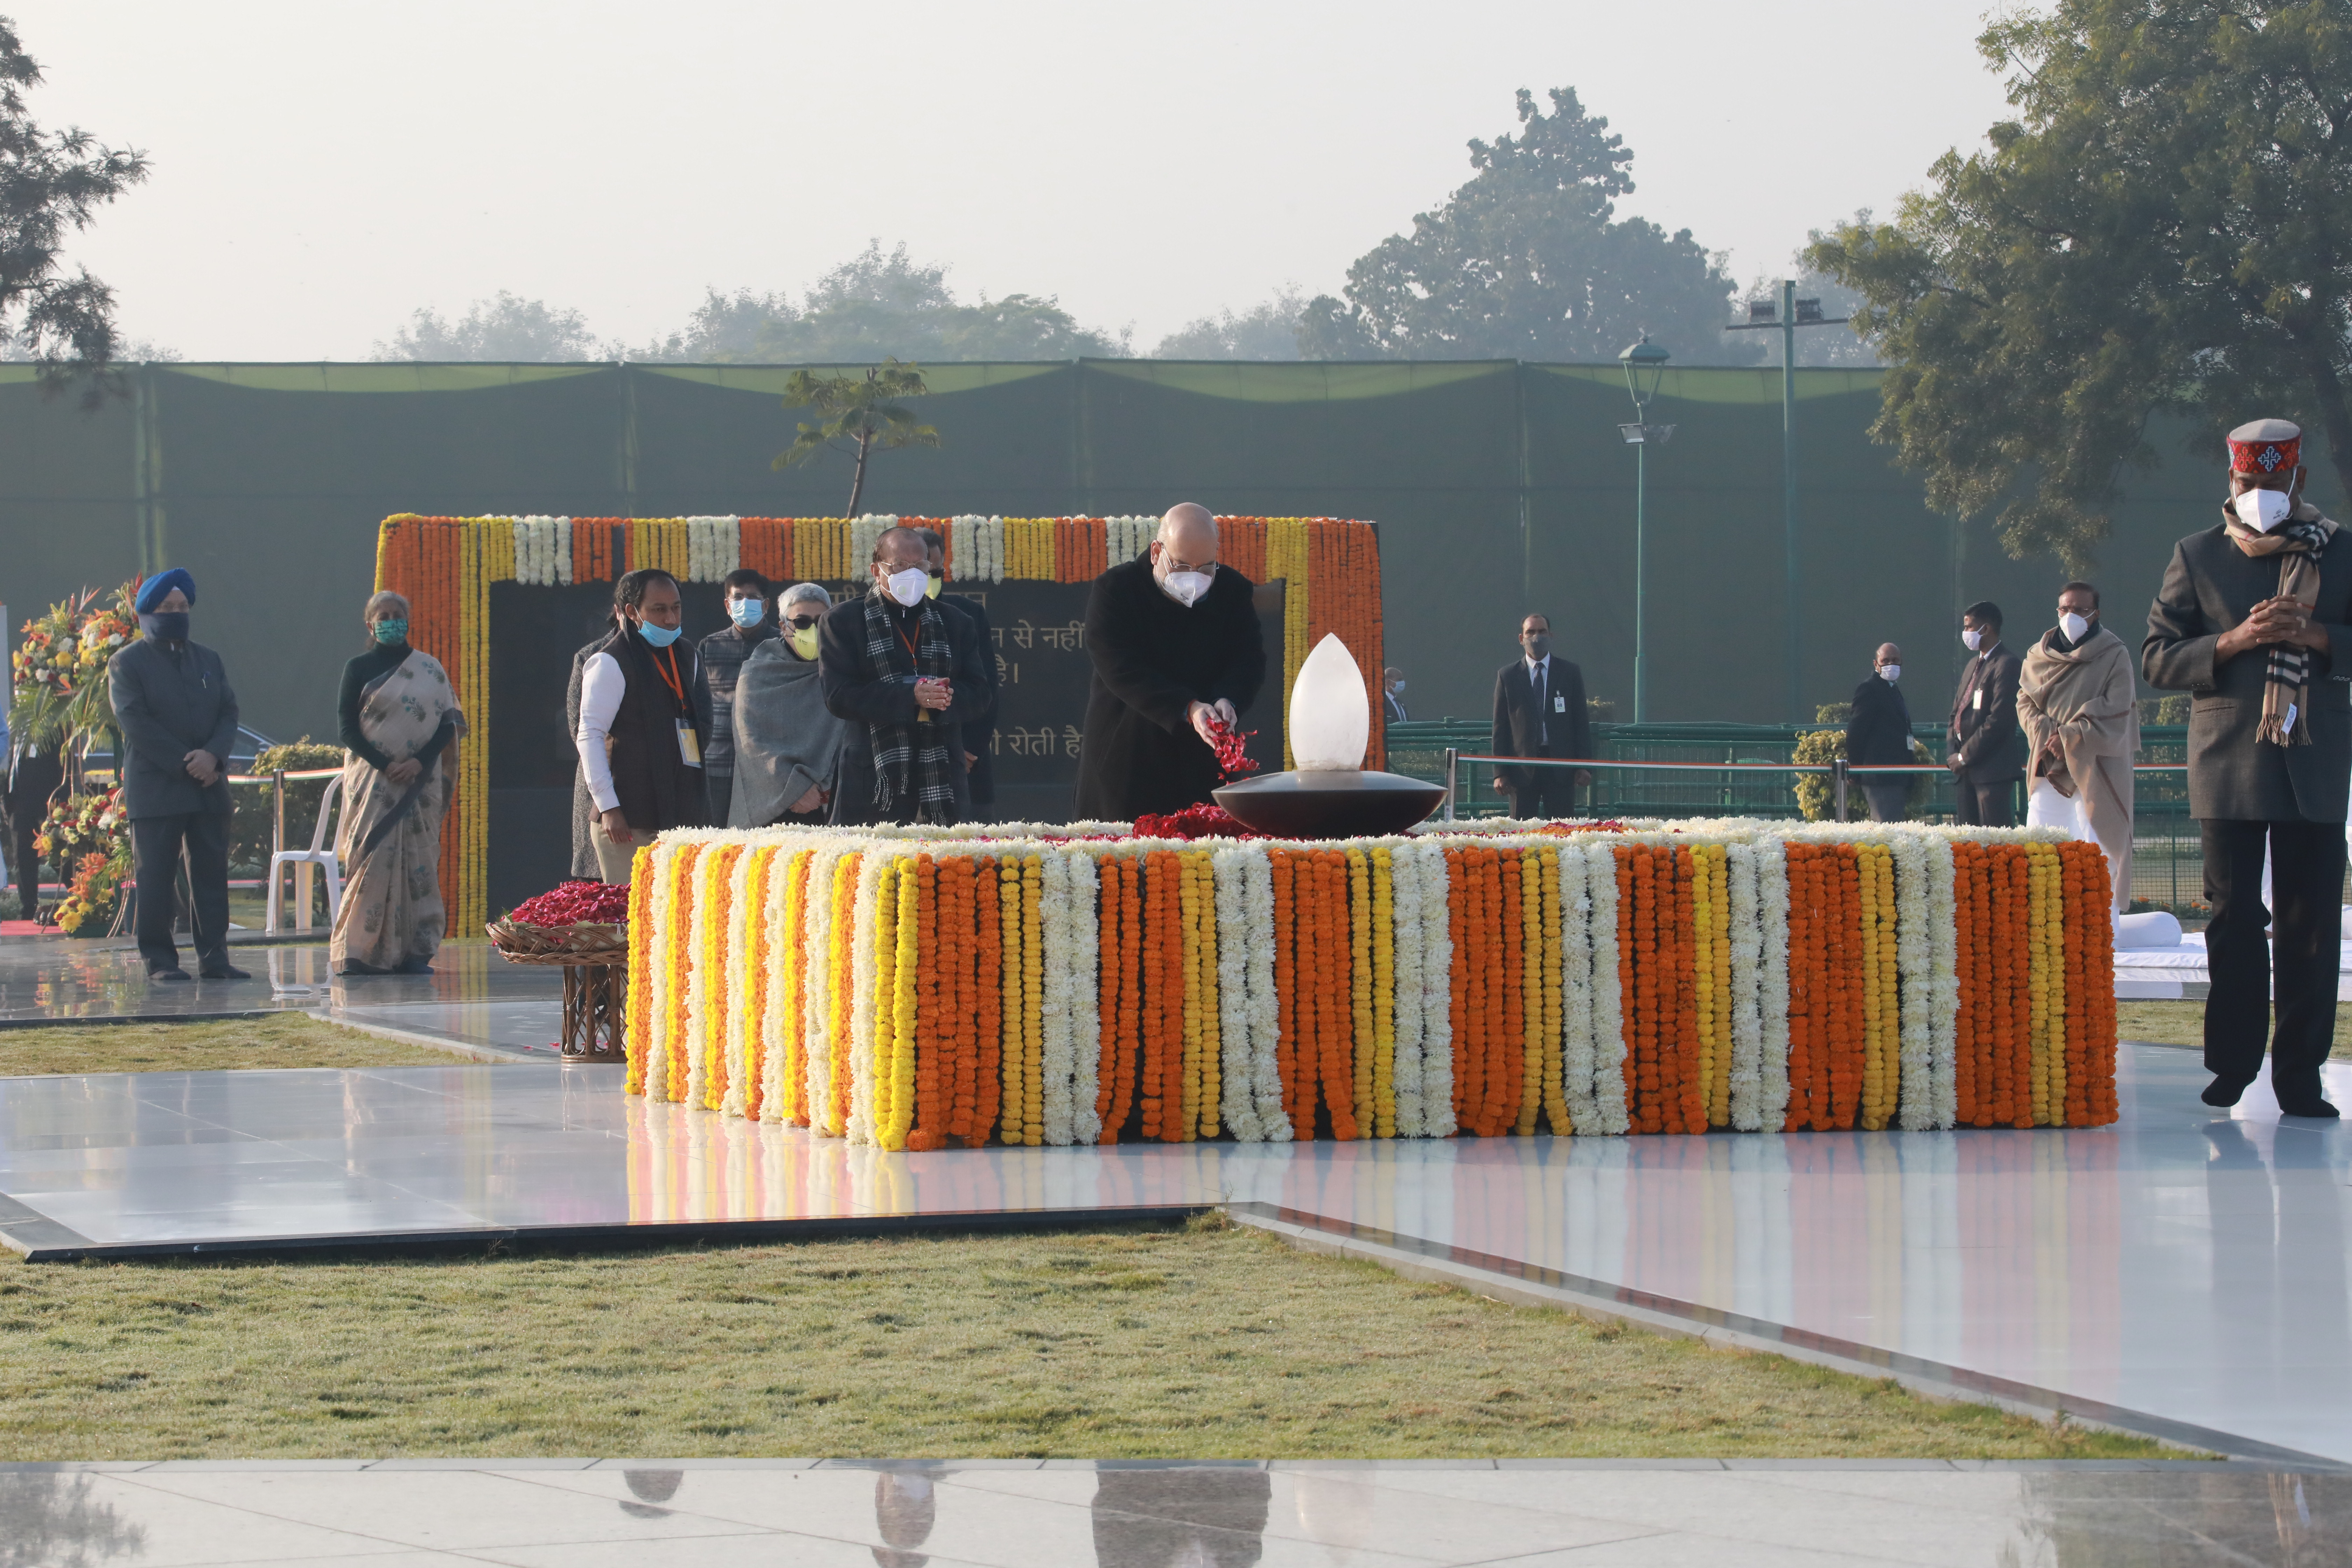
787;614;823;630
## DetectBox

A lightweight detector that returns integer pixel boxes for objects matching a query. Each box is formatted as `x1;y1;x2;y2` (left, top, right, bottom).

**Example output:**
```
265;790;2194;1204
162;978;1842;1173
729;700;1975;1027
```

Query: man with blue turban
108;569;247;981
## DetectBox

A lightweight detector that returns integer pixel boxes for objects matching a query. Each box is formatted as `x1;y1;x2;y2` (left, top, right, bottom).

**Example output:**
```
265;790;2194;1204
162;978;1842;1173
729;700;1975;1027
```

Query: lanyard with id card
650;644;703;768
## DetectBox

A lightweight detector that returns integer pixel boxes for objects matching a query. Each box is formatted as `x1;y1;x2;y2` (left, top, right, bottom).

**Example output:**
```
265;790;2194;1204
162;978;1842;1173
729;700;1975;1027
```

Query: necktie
1531;662;1546;747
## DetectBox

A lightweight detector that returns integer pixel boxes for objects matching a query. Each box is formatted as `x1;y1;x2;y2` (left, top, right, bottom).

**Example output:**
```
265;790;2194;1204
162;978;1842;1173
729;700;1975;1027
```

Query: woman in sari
331;591;466;975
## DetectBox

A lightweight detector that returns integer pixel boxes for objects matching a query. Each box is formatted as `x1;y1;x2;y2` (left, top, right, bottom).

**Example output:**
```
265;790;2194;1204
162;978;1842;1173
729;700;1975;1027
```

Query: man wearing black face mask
1489;615;1592;820
1947;600;2025;826
108;568;247;982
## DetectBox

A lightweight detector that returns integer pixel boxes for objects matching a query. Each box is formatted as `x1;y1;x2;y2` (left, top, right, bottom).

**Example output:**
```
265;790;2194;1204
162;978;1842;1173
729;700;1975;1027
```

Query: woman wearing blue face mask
694;567;776;830
332;590;467;975
576;568;713;882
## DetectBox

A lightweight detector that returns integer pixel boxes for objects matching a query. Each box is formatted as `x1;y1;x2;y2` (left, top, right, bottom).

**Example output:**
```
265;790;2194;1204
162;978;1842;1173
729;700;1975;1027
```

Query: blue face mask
372;618;408;646
728;598;765;629
637;620;682;649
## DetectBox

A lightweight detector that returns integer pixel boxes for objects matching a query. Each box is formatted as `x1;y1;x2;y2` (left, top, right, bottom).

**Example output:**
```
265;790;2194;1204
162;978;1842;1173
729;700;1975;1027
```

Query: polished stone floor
0;940;564;1057
4;1044;2351;1469
1;1458;2340;1567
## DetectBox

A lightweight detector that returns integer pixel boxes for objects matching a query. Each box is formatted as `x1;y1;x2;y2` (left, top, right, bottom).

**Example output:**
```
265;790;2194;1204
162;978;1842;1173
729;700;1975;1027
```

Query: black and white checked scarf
860;587;959;818
2223;501;2338;745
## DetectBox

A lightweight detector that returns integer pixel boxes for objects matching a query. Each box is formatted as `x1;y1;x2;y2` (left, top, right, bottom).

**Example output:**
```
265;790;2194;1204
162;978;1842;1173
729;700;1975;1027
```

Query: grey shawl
728;640;850;828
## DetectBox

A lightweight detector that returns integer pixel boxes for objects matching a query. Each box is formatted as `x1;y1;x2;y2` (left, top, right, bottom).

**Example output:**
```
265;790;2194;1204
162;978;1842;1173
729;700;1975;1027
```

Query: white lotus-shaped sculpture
1288;633;1369;771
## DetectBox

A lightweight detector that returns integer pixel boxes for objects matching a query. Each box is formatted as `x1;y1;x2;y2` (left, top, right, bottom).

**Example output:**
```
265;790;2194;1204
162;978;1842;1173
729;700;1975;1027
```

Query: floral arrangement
507;880;631;929
54;849;131;937
8;584;141;752
374;512;1385;939
1131;804;1260;841
620;817;2117;1150
35;789;131;937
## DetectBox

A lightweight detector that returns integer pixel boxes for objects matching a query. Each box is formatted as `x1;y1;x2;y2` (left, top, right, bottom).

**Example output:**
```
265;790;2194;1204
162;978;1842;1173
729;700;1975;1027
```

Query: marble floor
2;1458;2341;1568
4;1044;2351;1469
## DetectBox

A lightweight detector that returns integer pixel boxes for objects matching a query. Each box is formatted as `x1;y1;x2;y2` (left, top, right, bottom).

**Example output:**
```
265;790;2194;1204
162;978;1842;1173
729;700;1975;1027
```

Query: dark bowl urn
1212;769;1447;839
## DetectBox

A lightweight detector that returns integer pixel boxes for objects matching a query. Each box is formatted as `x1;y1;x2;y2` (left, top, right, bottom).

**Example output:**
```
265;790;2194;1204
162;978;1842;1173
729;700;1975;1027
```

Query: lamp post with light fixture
1729;279;1849;723
1618;336;1674;724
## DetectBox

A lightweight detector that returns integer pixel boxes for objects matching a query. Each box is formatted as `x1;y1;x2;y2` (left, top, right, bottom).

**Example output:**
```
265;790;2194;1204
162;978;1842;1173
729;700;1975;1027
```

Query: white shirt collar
1524;652;1549;677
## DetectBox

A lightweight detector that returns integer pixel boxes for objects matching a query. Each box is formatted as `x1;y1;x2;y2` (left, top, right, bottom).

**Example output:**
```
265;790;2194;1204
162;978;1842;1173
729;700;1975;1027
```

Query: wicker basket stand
486;919;629;1063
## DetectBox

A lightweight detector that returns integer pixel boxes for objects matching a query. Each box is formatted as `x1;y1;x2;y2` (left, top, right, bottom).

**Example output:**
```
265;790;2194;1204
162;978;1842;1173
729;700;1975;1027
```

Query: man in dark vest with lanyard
820;526;992;826
575;568;711;883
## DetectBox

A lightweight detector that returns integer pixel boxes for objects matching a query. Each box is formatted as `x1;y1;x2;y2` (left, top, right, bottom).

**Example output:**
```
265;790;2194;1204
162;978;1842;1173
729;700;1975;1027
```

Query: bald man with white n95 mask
1074;504;1267;820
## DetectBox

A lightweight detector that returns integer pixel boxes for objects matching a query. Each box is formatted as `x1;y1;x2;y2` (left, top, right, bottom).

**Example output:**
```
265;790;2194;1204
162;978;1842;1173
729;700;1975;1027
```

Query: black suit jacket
1489;655;1591;793
1844;676;1913;766
2143;512;2352;822
107;638;239;819
1073;557;1266;819
939;591;999;806
1948;642;2026;781
819;592;992;826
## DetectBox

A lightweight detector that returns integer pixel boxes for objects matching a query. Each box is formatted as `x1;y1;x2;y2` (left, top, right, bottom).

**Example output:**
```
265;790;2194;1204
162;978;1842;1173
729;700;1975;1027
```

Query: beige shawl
2017;623;2138;797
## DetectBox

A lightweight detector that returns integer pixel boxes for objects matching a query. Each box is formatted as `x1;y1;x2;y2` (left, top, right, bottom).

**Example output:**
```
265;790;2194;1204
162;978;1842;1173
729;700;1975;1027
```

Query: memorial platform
2;1038;2349;1466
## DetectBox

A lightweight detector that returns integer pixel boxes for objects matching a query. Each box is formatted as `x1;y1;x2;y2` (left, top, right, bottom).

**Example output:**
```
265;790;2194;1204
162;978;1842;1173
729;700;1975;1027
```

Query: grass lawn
0;1013;495;1077
2118;999;2352;1056
0;1215;2191;1462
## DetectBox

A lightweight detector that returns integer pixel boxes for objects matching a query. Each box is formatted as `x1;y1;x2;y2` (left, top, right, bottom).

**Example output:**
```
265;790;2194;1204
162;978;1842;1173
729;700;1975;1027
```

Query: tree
771;359;941;516
623;286;796;362
1738;215;1884;369
1807;1;2352;570
1296;88;1757;364
0;16;149;400
1154;287;1308;358
373;291;601;360
748;242;1126;361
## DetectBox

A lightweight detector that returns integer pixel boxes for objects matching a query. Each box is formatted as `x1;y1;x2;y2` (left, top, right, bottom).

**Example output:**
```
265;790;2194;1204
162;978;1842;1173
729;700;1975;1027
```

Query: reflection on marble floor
0;1459;2343;1567
5;1048;2352;1465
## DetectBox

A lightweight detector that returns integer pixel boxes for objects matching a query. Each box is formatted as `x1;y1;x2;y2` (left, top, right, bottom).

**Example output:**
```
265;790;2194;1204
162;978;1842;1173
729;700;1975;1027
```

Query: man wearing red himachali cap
2145;418;2352;1118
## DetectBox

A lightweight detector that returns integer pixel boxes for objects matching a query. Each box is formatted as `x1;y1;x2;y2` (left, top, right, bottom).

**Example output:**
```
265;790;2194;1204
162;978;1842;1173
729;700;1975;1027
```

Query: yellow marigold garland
873;857;901;1140
1347;846;1375;1131
1178;852;1205;1142
887;854;921;1151
779;848;810;1124
997;861;1024;1143
1517;847;1544;1136
2043;843;2067;1124
662;842;702;1103
1021;854;1045;1144
624;851;657;1095
1689;844;1717;1129
826;853;861;1136
1538;845;1567;1135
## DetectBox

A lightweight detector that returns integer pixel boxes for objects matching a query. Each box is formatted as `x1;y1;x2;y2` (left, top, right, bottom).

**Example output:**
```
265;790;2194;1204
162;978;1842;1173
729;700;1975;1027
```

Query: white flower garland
1725;842;1767;1131
1211;847;1260;1142
846;849;887;1145
1418;841;1458;1137
1925;834;1960;1129
1555;842;1596;1134
1243;847;1289;1139
1039;849;1078;1146
1070;851;1104;1145
1589;839;1629;1135
759;848;796;1123
1890;832;1937;1130
719;845;756;1119
1390;840;1428;1138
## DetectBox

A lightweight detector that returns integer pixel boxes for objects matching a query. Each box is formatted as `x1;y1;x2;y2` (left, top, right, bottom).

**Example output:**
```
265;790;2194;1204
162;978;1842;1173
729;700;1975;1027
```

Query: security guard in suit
1947;600;2026;826
1488;614;1592;820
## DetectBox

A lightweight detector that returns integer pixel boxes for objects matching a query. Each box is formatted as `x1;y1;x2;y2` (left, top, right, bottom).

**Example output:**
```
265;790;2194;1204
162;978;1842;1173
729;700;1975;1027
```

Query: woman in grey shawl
2019;580;2138;916
729;583;850;827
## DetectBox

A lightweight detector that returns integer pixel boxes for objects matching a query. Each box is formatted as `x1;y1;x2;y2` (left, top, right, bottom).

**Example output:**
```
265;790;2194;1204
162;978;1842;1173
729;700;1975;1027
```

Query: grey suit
108;637;239;974
2143;511;2352;1104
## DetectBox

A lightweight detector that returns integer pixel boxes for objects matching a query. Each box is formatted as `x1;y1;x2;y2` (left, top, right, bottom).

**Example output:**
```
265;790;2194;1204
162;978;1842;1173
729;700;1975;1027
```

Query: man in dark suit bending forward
1489;614;1592;820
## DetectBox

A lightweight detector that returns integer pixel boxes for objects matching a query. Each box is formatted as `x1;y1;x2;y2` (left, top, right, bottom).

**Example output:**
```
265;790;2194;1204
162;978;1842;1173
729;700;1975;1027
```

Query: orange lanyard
649;645;687;709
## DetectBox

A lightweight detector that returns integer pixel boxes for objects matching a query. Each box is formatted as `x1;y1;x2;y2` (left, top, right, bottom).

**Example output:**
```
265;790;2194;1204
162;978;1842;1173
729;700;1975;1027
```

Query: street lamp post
1617;336;1674;725
1729;281;1848;724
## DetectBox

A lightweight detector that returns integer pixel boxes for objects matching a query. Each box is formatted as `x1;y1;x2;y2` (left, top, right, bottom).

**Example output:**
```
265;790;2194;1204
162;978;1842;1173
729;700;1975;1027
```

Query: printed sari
330;650;467;970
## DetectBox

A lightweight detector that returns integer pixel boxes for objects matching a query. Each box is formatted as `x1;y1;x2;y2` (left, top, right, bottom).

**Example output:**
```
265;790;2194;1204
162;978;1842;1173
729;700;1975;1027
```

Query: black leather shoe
394;957;435;975
197;963;252;981
2202;1076;2252;1108
149;968;192;983
2277;1095;2341;1120
339;960;388;976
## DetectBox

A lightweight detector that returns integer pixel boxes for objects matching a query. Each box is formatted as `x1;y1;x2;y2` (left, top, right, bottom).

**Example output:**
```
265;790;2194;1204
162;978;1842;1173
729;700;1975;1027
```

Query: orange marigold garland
907;854;948;1151
972;856;1004;1143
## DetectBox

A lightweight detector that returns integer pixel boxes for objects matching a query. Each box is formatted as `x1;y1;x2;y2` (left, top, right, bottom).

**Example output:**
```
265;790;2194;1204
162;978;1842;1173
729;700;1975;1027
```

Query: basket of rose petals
487;880;632;964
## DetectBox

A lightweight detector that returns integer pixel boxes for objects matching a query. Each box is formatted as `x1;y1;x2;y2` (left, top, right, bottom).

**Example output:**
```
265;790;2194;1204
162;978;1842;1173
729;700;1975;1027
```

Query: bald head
1152;503;1219;578
1874;643;1901;677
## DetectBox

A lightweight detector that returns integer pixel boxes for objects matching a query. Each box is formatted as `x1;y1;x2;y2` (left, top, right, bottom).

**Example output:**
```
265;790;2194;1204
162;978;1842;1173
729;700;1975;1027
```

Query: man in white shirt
575;569;712;883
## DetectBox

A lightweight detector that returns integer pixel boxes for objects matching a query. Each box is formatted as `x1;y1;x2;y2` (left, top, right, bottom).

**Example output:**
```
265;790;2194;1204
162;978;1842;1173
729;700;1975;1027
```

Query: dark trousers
2202;819;2346;1096
132;811;230;975
706;773;734;833
1952;773;2018;827
1502;766;1582;821
6;750;65;919
1862;782;1908;823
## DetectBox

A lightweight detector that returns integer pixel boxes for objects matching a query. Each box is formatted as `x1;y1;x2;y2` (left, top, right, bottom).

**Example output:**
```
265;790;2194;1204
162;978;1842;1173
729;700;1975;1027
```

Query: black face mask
141;610;190;643
1522;635;1552;659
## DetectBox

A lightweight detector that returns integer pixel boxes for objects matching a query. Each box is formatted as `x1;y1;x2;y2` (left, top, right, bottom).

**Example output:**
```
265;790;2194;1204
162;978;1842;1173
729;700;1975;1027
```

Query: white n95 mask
1160;569;1212;607
2234;488;2294;533
1879;665;1900;682
884;567;928;607
2058;611;2091;643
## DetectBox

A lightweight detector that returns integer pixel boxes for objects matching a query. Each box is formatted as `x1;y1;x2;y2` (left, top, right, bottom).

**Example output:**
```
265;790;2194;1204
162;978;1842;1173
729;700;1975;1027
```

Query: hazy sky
10;1;2017;359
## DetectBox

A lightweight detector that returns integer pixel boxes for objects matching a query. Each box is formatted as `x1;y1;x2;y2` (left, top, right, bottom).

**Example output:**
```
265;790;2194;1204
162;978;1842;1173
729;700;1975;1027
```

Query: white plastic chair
265;775;343;935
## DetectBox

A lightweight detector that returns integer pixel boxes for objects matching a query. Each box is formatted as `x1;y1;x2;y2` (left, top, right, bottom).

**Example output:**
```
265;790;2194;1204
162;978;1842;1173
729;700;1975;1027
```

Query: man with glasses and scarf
2146;418;2352;1119
820;527;991;826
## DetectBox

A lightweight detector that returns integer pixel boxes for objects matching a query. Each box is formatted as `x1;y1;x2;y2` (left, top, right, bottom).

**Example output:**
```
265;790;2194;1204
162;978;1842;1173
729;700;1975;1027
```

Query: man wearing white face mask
2019;581;2137;916
819;527;990;826
1844;643;1913;822
2146;417;2352;1118
694;567;776;831
1074;502;1267;819
1947;600;2026;825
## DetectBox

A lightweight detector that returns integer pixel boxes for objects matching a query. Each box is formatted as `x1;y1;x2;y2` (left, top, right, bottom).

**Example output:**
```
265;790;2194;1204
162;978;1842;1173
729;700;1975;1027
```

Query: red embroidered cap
2228;418;2302;475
